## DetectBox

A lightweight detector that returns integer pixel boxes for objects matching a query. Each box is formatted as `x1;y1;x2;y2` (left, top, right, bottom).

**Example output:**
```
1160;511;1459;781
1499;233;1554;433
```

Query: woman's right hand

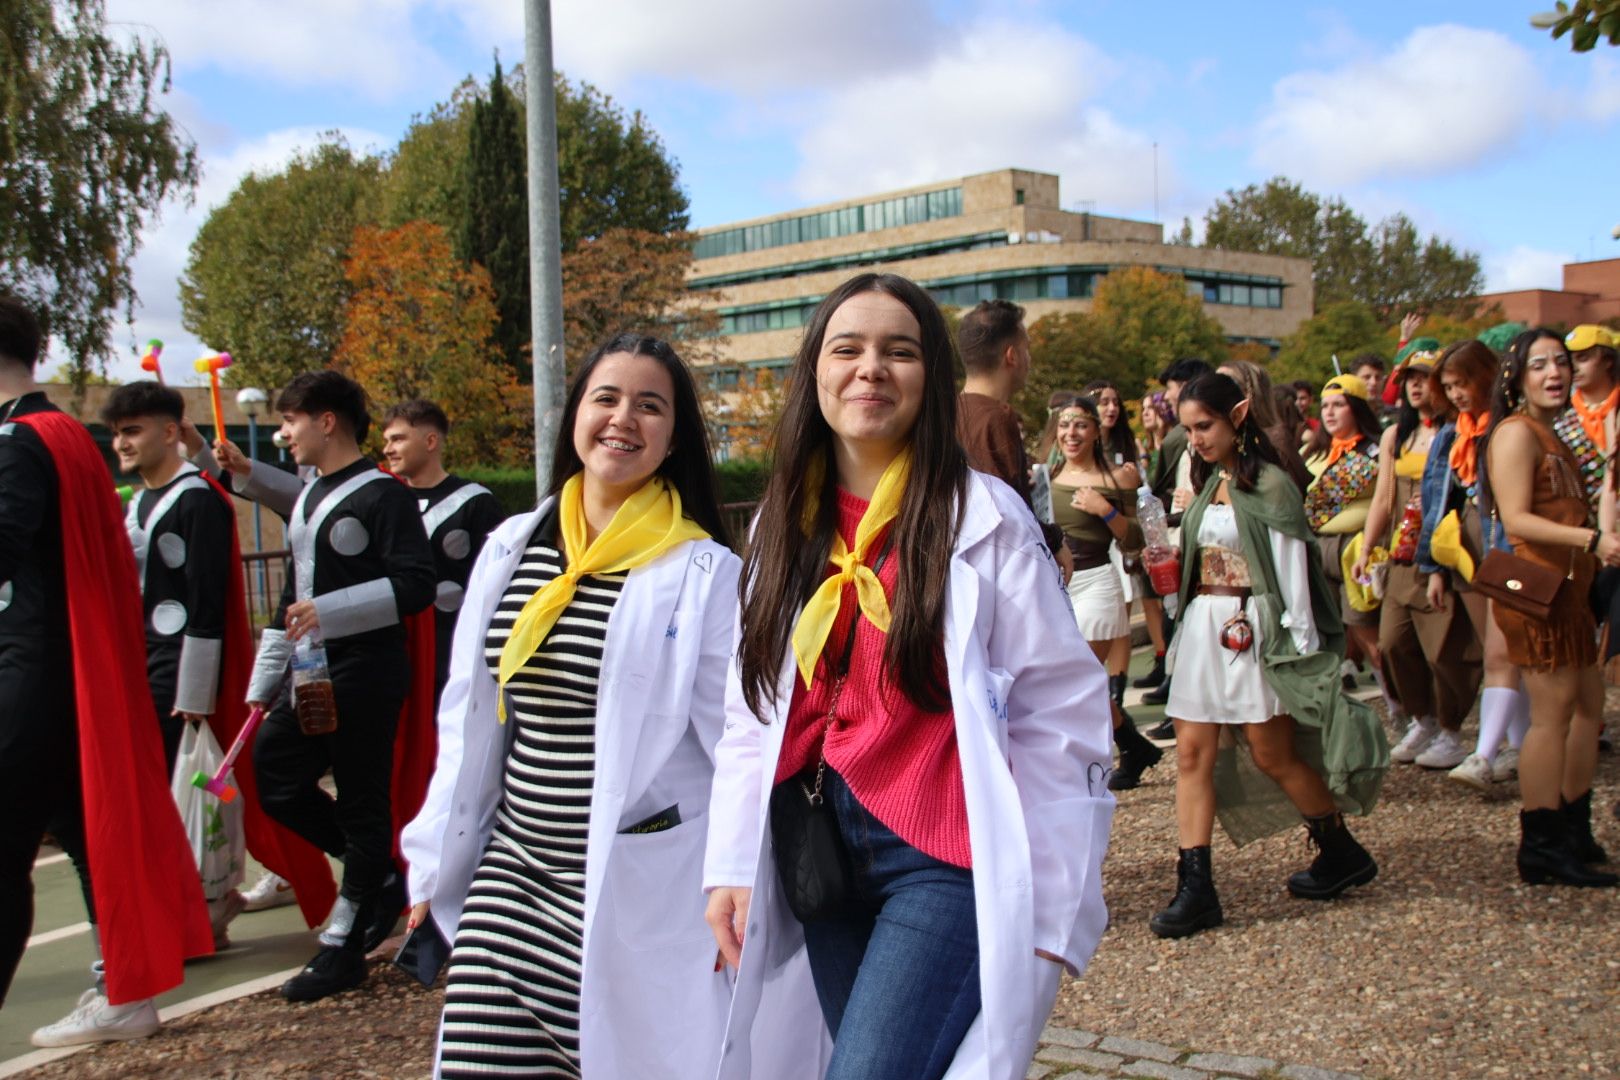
705;886;752;971
1597;531;1620;567
1425;572;1447;613
406;901;430;931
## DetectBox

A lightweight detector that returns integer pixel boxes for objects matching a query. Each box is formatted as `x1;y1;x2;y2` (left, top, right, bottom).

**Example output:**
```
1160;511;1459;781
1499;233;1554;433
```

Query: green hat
1476;322;1526;353
1394;336;1441;365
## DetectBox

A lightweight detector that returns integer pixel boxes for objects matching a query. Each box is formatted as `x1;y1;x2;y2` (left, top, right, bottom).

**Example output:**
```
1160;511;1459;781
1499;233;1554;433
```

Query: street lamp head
236;386;269;419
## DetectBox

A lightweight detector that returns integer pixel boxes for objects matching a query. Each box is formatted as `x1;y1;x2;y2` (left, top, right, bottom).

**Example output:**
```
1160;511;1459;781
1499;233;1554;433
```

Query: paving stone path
1030;1026;1363;1080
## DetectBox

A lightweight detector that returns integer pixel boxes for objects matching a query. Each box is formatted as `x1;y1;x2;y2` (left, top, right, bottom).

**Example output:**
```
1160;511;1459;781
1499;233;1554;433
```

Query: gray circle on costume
0;580;12;613
157;532;187;569
440;528;471;561
329;517;369;557
435;581;465;612
151;599;188;636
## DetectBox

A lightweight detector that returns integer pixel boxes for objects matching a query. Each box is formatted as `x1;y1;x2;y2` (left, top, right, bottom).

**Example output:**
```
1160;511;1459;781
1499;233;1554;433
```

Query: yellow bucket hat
1339;533;1383;613
1429;510;1475;582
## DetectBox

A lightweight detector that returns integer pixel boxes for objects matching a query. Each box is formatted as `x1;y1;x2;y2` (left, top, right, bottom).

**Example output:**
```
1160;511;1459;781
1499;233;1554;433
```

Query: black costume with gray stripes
247;458;434;942
124;462;234;772
415;475;503;701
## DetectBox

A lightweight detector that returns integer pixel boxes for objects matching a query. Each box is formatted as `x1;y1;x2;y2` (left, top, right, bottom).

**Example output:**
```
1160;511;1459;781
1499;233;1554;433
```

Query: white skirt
1164;594;1283;725
1067;561;1129;642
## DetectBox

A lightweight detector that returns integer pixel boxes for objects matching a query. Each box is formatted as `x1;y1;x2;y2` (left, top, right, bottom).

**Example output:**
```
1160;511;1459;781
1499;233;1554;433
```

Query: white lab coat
702;472;1116;1080
402;499;742;1079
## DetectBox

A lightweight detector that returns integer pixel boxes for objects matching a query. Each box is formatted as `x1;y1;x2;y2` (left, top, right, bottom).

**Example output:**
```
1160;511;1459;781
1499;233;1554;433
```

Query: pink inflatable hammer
193;352;233;444
139;340;164;384
191;705;265;802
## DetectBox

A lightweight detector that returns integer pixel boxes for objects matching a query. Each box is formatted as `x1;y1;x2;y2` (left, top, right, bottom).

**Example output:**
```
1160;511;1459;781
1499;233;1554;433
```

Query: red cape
16;411;213;1004
199;472;337;928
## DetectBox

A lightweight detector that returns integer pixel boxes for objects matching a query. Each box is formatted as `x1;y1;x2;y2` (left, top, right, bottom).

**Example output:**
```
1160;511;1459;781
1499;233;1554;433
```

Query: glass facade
689;230;1010;290
693;187;964;261
1175;269;1285;309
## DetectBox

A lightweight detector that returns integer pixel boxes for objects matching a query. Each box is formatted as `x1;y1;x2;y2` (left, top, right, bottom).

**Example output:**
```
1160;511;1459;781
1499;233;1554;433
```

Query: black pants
0;638;89;1008
252;654;406;911
148;641;183;776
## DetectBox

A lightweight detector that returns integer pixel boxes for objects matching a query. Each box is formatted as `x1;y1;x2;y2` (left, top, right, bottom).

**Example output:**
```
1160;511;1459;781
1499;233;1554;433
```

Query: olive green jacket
1178;462;1389;846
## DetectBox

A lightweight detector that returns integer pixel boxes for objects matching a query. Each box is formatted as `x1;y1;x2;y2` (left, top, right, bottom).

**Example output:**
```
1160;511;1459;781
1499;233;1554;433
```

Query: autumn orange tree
561;227;724;371
335;220;526;466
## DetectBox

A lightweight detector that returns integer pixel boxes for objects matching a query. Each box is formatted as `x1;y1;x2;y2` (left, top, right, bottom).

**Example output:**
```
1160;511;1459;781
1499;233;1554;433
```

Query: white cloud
455;0;945;93
107;0;450;101
1587;54;1620;121
1253;25;1545;187
1483;245;1573;294
790;19;1167;215
94;125;389;386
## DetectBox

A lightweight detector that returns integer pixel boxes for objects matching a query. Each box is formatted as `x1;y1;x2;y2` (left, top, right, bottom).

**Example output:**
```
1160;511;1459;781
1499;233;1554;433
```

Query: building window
694;186;964;260
1015;188;1025;205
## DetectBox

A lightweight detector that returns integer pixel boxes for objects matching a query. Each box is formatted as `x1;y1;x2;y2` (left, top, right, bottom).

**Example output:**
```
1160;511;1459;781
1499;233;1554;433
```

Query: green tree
179;137;382;391
1201;178;1483;319
1270;300;1387;385
560;228;722;373
0;0;199;387
554;76;690;246
1015;267;1229;433
377;78;481;233
1531;1;1620;50
459;59;529;379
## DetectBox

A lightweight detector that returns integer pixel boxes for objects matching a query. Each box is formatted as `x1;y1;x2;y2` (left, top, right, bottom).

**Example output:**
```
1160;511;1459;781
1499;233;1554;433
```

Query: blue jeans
799;769;979;1080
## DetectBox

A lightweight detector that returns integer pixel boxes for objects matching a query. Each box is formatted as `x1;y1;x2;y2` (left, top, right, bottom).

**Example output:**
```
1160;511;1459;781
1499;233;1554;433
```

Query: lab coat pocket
607;812;713;951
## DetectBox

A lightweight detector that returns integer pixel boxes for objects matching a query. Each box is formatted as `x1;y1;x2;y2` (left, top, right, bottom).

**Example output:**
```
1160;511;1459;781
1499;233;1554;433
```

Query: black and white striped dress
438;523;625;1078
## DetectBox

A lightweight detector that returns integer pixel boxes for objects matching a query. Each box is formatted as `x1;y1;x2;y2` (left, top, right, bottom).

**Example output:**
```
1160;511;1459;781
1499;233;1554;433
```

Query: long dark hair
1482;328;1570;510
1082;379;1139;467
549;333;731;547
1053;393;1125;487
1178;373;1282;493
1303;391;1382;461
737;273;967;717
1393;363;1448;451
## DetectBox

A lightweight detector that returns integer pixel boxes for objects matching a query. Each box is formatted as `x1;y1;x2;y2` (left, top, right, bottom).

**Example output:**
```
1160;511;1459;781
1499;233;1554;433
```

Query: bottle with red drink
1137;487;1182;597
292;630;339;735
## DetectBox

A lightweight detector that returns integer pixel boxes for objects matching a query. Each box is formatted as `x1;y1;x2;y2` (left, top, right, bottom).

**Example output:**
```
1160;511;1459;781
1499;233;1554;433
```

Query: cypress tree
458;58;530;380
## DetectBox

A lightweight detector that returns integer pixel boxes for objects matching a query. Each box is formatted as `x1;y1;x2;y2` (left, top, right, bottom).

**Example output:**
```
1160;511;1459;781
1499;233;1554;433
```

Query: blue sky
92;0;1620;384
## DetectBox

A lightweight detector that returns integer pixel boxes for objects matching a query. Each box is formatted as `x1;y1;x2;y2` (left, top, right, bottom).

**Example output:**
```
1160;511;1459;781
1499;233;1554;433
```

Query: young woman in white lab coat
401;334;741;1078
703;273;1115;1080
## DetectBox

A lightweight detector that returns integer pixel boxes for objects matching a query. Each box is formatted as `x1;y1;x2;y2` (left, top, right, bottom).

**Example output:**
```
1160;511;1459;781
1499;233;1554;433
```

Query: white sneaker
1390;718;1439;764
1491;747;1520;782
240;870;296;912
1415;729;1470;769
1447;752;1496;793
30;992;159;1047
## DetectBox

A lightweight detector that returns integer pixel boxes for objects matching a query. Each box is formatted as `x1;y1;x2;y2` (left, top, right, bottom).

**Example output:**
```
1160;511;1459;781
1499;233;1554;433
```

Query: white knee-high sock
1476;687;1516;763
1506;686;1531;750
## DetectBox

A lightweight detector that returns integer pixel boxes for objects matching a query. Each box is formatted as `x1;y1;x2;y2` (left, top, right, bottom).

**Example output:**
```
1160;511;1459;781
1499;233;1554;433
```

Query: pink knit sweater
773;489;971;869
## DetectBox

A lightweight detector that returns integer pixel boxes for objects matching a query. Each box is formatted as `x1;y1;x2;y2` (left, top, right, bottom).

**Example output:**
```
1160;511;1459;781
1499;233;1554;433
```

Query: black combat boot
1285;811;1378;900
1109;712;1162;791
1561;791;1609;864
282;893;373;1002
1149;846;1223;939
1518;808;1618;887
1132;652;1166;689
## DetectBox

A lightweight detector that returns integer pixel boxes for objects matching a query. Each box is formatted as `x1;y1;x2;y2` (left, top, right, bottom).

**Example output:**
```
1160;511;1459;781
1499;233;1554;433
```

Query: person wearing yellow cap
1561;324;1617;514
1485;328;1618;888
400;334;742;1076
1302;374;1406;731
1351;352;1483;777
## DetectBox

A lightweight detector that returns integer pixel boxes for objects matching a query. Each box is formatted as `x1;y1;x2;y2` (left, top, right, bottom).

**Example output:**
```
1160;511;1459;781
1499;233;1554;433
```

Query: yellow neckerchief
790;447;912;688
496;474;709;721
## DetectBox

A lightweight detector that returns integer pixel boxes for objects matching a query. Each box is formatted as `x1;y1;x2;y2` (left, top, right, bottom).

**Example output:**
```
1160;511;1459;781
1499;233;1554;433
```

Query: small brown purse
1471;549;1567;621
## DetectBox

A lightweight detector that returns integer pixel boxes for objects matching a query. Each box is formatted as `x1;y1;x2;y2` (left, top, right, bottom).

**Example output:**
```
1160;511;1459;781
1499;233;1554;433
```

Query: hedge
459;458;772;519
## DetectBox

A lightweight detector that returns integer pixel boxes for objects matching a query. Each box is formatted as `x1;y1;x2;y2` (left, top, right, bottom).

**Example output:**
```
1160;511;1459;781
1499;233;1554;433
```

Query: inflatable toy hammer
193;352;232;444
191;705;265;803
139;340;164;384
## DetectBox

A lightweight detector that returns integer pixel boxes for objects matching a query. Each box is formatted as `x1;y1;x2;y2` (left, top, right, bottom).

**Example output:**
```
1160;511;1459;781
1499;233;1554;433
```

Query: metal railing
242;548;291;624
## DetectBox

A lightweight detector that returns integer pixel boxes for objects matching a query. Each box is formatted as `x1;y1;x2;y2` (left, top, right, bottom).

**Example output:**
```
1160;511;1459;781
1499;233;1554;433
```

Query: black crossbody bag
768;540;891;923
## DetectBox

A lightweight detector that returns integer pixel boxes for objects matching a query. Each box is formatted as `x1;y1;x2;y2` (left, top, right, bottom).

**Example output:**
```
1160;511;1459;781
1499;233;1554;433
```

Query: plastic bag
171;723;245;902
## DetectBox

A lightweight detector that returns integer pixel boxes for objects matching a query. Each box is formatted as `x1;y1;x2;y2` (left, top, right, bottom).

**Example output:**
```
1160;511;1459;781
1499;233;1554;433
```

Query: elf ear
1229;398;1251;431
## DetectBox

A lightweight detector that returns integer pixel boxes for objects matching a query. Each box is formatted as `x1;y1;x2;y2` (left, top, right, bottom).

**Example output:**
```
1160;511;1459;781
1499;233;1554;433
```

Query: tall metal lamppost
235;387;269;602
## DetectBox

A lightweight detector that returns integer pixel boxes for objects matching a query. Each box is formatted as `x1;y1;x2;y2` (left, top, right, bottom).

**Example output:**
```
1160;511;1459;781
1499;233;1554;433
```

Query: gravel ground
24;701;1620;1080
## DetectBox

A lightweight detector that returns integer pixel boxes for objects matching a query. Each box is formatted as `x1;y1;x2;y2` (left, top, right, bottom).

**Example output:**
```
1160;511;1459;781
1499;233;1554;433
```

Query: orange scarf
1450;410;1491;487
1324;435;1361;467
1572;385;1619;450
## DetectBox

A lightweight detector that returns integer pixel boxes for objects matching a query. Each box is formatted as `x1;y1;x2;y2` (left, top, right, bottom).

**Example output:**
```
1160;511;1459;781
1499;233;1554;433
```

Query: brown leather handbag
1472;549;1568;621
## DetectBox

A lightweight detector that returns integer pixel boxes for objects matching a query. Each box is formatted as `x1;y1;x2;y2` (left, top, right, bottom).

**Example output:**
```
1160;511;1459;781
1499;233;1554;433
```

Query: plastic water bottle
1137;487;1182;597
291;631;338;735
